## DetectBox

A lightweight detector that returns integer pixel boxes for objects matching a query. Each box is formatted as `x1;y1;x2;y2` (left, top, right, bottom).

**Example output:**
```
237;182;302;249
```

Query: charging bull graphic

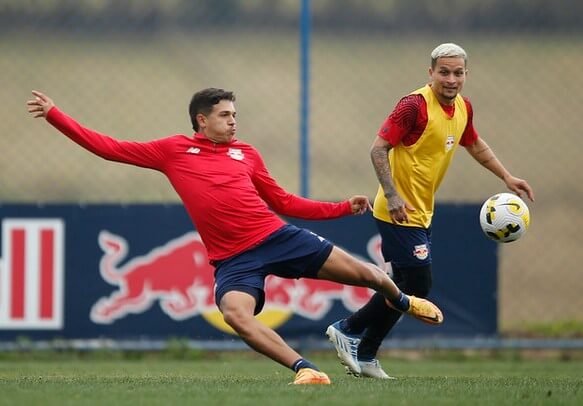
91;231;214;324
91;230;387;333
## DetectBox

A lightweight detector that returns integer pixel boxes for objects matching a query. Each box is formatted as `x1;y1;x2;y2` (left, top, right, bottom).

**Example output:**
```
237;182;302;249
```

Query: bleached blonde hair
430;43;467;68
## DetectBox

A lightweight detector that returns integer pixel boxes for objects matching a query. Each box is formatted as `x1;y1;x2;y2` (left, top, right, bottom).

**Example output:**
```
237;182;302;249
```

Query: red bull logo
91;230;216;324
92;230;387;334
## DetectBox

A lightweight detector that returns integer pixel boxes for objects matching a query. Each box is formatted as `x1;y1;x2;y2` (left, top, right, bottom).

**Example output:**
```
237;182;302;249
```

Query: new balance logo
186;147;200;154
0;219;65;329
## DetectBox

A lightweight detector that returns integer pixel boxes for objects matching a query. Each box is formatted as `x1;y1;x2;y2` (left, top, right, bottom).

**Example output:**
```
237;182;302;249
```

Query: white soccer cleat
326;321;361;376
359;359;396;380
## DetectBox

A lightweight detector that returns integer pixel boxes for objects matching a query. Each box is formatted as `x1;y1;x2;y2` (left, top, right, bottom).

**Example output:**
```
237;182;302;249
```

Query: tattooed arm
465;137;535;201
371;136;413;223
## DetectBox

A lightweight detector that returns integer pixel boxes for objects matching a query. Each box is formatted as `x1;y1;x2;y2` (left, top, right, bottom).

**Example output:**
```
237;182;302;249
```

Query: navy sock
339;319;350;333
291;358;319;372
343;293;389;334
388;292;410;312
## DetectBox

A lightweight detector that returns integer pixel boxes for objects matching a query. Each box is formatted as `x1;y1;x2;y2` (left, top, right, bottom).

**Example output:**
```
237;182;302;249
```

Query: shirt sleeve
459;97;479;146
46;107;168;171
377;94;424;146
249;148;352;219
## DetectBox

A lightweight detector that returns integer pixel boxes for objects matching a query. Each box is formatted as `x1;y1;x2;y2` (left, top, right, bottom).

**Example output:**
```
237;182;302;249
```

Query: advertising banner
0;204;497;342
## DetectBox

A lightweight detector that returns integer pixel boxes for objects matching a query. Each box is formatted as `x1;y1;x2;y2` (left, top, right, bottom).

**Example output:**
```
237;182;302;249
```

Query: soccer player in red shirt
326;43;534;379
27;87;443;385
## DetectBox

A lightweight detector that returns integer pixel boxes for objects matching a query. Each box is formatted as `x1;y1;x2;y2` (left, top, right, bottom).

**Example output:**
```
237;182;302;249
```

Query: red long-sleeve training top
46;107;352;261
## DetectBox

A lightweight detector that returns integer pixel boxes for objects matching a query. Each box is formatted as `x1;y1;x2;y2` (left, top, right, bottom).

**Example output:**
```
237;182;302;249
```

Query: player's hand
348;195;372;215
504;175;535;202
387;194;415;223
26;90;55;118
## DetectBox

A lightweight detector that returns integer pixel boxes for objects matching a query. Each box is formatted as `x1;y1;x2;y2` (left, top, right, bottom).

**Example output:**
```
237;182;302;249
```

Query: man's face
198;100;237;143
429;57;467;105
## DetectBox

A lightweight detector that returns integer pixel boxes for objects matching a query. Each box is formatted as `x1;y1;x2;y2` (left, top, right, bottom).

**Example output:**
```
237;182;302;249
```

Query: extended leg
317;247;441;324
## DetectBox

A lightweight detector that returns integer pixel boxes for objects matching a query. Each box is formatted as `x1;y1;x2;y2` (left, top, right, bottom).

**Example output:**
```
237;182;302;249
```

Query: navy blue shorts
375;218;432;268
213;224;333;315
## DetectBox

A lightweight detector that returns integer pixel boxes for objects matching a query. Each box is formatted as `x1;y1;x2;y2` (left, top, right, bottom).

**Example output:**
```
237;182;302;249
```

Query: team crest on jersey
413;244;429;260
445;135;455;151
227;148;244;161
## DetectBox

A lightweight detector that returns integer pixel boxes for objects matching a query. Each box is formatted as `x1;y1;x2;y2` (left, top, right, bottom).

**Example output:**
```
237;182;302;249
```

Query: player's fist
348;195;372;215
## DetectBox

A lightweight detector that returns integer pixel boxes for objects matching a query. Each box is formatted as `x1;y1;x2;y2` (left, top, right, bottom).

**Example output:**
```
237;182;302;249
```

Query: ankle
387;292;410;312
291;358;319;372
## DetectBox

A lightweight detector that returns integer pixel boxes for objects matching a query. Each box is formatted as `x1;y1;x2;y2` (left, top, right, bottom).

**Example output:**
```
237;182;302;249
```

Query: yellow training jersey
373;85;468;228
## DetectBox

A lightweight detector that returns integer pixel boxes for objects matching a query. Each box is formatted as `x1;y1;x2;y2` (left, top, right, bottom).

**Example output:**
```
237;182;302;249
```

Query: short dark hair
189;88;236;131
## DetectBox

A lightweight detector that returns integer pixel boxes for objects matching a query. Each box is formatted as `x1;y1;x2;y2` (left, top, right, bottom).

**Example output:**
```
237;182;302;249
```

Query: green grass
1;353;582;405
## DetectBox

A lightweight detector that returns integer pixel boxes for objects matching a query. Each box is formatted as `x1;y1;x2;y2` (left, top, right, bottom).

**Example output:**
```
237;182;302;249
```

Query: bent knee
222;307;254;331
220;293;256;332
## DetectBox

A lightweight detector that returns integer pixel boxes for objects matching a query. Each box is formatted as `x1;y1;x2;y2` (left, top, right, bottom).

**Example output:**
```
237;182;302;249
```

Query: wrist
45;105;58;121
344;200;353;215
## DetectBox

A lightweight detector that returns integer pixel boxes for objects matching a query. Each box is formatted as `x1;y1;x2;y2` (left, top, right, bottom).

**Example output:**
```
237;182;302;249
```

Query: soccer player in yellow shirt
326;43;534;379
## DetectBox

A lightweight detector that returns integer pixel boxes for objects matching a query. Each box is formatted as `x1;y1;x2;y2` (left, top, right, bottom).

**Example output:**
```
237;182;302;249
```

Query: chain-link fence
1;0;582;337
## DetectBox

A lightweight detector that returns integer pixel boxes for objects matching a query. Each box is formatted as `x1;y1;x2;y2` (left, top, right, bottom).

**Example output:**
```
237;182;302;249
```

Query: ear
196;113;207;130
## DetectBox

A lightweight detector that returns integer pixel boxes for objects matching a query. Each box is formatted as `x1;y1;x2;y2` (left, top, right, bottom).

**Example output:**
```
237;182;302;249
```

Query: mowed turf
0;354;582;406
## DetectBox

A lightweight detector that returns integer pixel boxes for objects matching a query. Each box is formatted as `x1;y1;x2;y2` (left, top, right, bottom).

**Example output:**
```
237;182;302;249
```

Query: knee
222;306;253;333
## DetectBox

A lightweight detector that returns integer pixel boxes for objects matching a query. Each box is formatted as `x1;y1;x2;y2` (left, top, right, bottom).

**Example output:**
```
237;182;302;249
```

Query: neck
200;130;218;143
429;84;456;106
439;97;455;107
435;92;456;107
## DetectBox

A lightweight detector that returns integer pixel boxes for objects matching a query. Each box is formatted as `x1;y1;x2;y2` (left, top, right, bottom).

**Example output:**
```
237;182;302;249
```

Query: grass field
1;352;582;405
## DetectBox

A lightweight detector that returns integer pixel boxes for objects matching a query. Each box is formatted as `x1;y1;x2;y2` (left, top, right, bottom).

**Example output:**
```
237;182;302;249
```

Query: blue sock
388;292;410;312
292;358;319;372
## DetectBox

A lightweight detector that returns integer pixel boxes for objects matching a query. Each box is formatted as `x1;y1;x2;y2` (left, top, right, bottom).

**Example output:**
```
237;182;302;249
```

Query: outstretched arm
249;148;369;219
26;90;167;170
465;137;535;201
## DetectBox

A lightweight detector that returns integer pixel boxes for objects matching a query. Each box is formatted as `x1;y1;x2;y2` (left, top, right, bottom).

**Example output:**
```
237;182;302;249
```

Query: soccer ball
479;193;530;243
